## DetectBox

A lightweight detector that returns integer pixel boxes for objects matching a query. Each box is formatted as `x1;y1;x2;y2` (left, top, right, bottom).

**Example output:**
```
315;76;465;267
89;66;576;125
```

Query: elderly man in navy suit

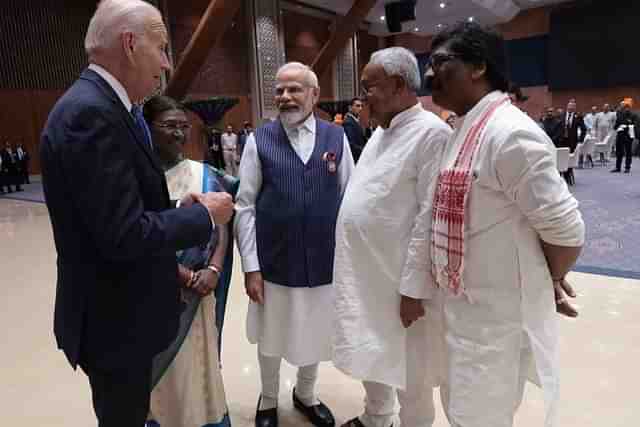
40;1;234;426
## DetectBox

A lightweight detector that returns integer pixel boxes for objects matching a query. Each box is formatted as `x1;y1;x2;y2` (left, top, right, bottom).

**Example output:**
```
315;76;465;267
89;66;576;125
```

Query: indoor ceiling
295;0;573;36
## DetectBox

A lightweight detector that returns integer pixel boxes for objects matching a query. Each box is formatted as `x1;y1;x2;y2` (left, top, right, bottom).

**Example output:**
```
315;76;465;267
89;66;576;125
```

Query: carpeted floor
571;163;640;279
3;163;639;278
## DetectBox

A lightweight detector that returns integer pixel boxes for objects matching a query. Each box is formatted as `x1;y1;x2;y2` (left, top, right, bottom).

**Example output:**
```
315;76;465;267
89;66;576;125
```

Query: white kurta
583;113;596;135
434;92;585;427
234;114;354;366
595;111;617;141
332;104;451;390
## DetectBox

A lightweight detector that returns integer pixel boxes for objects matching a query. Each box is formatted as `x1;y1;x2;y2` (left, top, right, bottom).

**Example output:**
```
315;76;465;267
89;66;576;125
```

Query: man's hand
196;192;234;225
179;193;200;208
177;265;195;288
245;271;265;304
554;278;578;318
192;269;219;296
400;295;425;328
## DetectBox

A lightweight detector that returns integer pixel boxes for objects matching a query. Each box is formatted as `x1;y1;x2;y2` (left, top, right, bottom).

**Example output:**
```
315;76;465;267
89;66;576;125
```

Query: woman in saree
143;95;238;427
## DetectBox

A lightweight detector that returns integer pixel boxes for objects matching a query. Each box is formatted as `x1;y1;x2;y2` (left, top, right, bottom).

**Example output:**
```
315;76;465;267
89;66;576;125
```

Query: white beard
279;109;307;127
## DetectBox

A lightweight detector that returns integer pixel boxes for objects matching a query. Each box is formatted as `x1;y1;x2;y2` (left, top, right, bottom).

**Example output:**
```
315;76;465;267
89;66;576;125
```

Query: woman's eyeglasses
152;122;192;131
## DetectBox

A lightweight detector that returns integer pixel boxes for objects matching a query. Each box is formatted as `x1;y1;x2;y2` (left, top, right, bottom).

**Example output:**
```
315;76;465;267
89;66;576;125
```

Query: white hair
85;0;161;58
370;47;421;92
276;62;319;89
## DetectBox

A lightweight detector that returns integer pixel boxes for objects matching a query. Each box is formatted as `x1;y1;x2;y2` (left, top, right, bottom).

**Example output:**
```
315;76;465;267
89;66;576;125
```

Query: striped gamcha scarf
430;96;510;296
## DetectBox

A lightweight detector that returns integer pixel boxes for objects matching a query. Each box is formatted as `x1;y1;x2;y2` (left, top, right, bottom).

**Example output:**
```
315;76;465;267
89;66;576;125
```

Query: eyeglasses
152;122;192;131
427;53;460;71
360;77;392;97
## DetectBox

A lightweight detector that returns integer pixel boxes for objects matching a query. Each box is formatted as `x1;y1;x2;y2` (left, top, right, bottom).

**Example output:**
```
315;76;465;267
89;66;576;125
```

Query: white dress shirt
88;63;132;112
221;133;238;151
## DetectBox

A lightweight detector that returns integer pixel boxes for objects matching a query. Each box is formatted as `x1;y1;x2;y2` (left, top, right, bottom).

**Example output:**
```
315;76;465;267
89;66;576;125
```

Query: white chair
566;144;581;185
556;147;569;174
568;143;581;169
581;137;596;168
594;132;614;166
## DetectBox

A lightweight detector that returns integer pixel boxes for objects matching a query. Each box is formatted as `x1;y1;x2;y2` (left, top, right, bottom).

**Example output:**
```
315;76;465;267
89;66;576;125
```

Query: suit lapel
80;69;165;176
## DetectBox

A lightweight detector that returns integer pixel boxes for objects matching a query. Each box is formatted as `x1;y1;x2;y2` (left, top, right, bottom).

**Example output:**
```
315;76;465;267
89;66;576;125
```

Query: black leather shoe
255;396;278;427
611;169;621;173
293;388;335;427
624;169;631;173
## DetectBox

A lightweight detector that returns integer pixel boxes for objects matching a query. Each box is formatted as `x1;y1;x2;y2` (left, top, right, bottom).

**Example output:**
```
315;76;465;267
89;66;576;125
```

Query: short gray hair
370;47;421;92
85;0;160;57
276;62;319;89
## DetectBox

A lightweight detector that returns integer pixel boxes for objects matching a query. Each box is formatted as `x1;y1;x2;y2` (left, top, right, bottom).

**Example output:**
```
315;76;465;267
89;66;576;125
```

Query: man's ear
391;75;406;95
471;61;487;81
122;32;136;64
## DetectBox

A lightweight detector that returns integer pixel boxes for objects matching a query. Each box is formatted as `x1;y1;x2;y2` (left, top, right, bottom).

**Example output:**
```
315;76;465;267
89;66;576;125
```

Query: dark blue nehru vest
255;117;344;288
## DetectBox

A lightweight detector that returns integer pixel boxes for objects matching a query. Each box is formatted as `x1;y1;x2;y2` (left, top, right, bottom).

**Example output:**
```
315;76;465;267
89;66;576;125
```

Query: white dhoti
247;282;334;366
358;313;439;427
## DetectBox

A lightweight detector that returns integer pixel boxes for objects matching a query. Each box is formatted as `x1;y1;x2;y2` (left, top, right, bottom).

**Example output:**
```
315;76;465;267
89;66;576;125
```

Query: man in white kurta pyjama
333;47;451;427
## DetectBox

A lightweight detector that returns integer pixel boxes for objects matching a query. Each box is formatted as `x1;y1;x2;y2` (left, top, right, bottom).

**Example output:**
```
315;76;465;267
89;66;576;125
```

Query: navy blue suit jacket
41;69;212;370
342;114;365;162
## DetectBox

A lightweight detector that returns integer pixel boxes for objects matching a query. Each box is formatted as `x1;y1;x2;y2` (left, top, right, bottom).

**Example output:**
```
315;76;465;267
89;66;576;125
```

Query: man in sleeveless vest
234;62;355;427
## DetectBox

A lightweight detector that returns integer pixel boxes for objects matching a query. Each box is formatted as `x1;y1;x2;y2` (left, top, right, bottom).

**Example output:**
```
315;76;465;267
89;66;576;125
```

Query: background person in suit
542;107;563;147
560;99;586;185
16;141;30;184
237;120;253;162
611;101;639;173
342;97;366;162
364;118;377;140
561;99;587;152
39;1;234;426
0;142;5;194
2;141;23;192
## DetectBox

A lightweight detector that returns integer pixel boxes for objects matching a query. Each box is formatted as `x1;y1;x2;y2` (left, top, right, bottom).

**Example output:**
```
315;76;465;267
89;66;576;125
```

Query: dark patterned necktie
131;105;153;150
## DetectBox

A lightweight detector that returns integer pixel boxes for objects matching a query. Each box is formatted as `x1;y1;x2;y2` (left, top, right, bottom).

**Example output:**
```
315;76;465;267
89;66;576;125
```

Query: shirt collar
283;113;316;136
89;63;133;112
385;103;423;131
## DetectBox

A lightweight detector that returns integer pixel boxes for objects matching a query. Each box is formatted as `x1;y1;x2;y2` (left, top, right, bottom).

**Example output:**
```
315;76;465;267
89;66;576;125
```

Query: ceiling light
440;2;446;8
380;15;385;21
414;27;419;31
437;23;443;28
468;16;474;22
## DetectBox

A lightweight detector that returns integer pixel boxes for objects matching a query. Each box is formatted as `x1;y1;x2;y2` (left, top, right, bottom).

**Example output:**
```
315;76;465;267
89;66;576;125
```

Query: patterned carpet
2;164;639;278
571;163;640;279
